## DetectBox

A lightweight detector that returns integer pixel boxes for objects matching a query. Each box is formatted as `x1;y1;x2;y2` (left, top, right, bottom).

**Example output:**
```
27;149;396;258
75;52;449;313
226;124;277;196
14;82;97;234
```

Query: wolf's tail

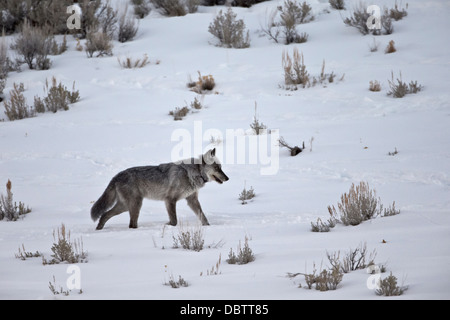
91;180;117;222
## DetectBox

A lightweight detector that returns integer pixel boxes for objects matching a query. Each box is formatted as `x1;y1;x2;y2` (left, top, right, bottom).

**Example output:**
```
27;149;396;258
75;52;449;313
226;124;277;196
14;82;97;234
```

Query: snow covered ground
0;0;449;300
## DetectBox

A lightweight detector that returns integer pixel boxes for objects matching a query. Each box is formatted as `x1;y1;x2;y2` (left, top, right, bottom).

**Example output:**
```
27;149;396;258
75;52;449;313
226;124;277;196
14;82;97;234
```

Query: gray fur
91;149;229;230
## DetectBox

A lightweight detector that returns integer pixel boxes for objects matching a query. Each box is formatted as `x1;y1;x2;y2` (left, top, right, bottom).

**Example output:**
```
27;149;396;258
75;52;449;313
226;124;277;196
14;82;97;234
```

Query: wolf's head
202;148;229;184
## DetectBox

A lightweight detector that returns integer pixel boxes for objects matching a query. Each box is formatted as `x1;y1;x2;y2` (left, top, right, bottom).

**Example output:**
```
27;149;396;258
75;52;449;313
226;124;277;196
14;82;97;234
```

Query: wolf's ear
203;148;216;164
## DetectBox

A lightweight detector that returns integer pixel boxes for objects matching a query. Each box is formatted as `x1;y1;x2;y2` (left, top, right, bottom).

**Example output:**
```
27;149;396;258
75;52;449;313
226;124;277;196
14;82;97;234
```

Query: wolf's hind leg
165;199;178;226
128;197;143;229
186;193;210;226
96;203;127;230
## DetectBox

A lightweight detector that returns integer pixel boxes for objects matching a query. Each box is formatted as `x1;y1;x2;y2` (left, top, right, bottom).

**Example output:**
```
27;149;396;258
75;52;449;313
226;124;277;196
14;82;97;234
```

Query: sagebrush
209;8;250;49
0;180;31;221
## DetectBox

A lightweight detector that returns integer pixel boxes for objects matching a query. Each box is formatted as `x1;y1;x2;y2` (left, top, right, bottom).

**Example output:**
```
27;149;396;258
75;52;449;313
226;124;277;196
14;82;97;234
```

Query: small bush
376;272;407;296
289;263;343;291
169;106;190;120
329;0;345;10
250;103;267;135
3;83;35;121
78;0;102;39
389;2;408;21
97;0;118;39
282;48;309;88
282;48;342;90
165;274;189;288
131;0;152;19
172;222;204;251
0;31;13;96
42;224;88;265
189;72;216;94
13;21;53;70
310;217;335;232
227;236;255;265
37;77;80;113
0;180;32;221
387;71;423;98
327;242;377;273
208;8;250;49
261;1;312;45
118;4;139;43
15;244;42;260
239;183;255;205
369;80;381;92
328;181;399;226
85;30;113;58
385;40;396;54
151;0;198;17
344;2;400;36
118;54;150;69
328;181;382;226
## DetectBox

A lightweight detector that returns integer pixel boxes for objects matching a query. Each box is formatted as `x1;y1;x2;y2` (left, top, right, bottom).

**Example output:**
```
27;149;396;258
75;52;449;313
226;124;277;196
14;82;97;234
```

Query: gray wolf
91;148;229;230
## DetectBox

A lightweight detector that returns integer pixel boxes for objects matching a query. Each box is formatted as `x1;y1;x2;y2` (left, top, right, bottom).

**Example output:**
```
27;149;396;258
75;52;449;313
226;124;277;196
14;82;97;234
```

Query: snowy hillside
0;0;449;301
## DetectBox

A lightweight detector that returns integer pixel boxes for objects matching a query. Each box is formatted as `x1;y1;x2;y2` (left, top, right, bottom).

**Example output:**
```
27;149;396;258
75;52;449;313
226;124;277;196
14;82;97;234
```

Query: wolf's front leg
186;193;210;226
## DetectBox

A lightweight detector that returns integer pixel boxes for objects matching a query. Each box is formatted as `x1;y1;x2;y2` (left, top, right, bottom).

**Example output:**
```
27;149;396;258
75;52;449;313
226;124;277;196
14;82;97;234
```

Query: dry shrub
190;72;216;94
3;83;34;121
328;181;400;226
118;4;139;43
172;221;204;251
36;77;80;113
0;179;31;221
85;29;113;57
42;223;88;265
385;40;396;54
329;0;345;10
13;21;53;70
369;80;381;92
328;181;382;226
151;0;197;17
118;54;150;69
376;272;407;296
282;48;309;88
131;0;152;19
227;236;255;265
387;71;423;98
208;8;250;49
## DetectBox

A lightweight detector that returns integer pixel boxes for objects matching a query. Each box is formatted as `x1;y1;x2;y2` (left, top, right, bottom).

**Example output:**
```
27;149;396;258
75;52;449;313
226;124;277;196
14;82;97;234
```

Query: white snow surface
0;0;449;300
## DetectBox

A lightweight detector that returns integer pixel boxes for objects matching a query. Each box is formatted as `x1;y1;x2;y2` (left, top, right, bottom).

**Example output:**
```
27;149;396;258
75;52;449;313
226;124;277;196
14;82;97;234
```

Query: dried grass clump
42;223;88;265
3;83;34;121
189;72;216;94
35;77;80;113
376;272;407;296
0;180;31;221
282;48;342;90
172;222;204;251
85;30;113;58
328;181;400;226
12;20;52;70
208;8;250;49
385;40;396;54
387;71;423;98
118;54;150;69
369;80;381;92
227;236;255;265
